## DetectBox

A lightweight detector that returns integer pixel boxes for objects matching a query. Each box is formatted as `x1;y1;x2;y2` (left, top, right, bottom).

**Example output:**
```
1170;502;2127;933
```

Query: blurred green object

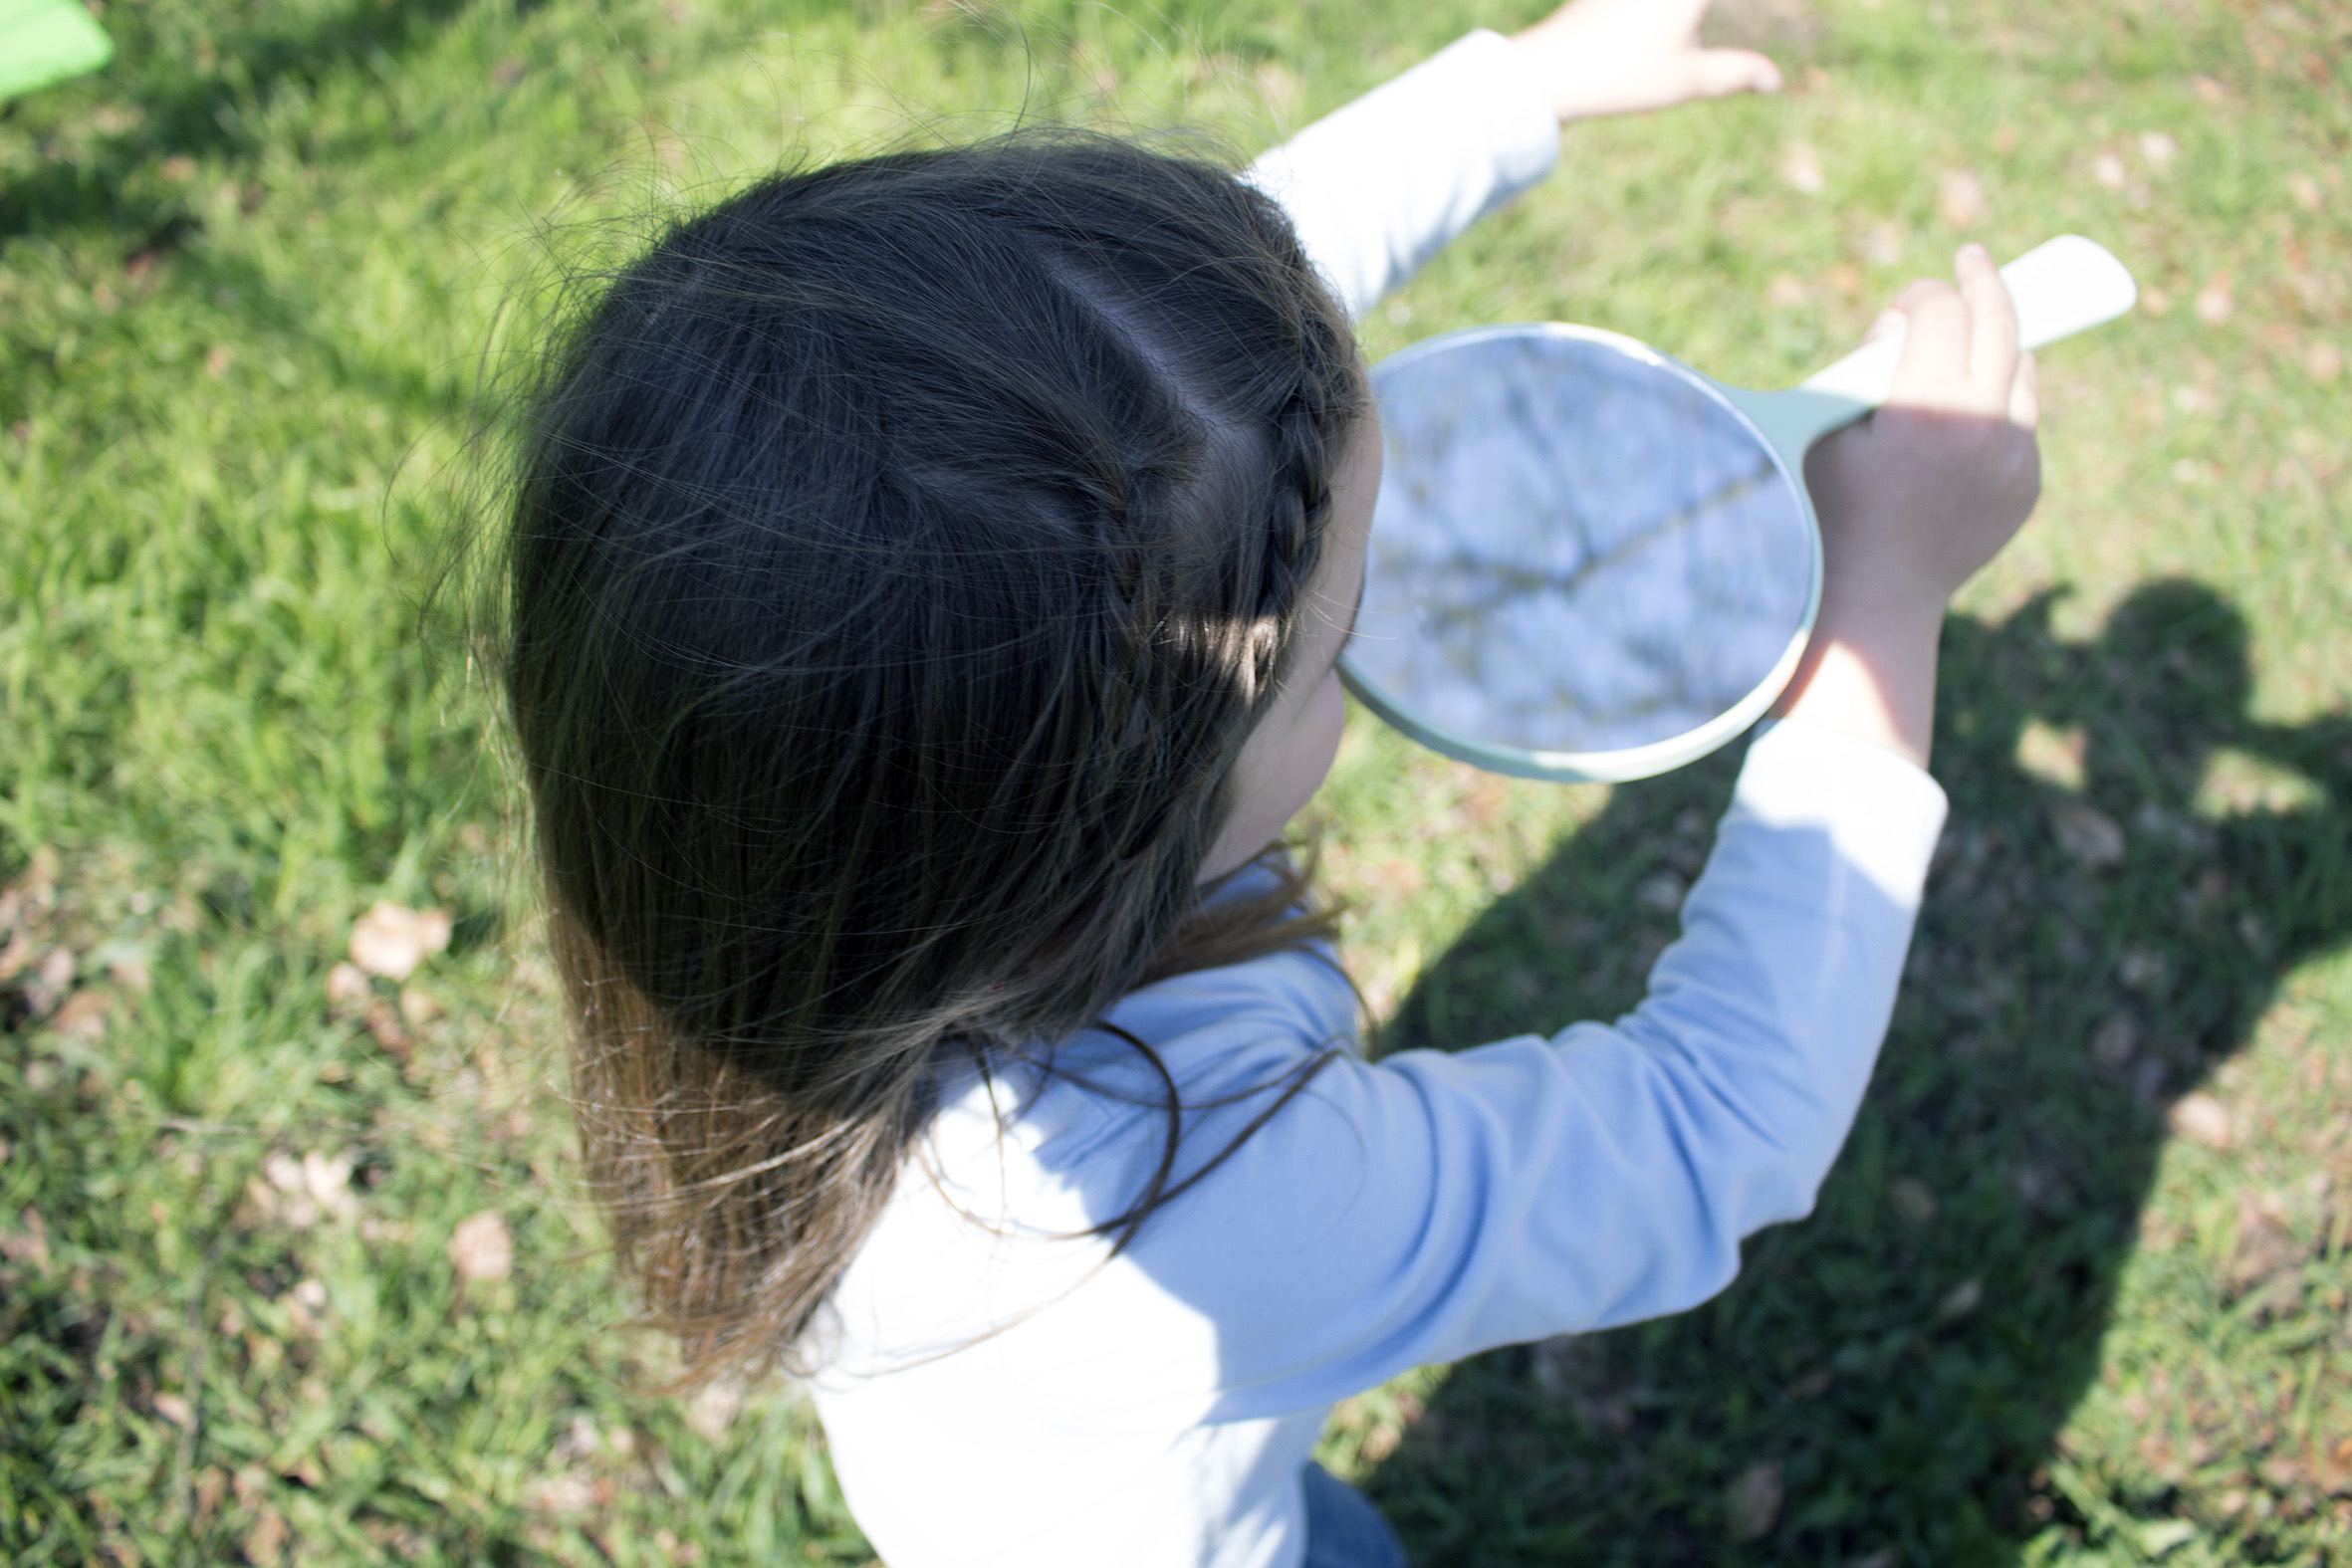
0;0;113;102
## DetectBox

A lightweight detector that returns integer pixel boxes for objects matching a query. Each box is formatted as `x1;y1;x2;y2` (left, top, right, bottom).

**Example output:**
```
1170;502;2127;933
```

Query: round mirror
1340;325;1821;783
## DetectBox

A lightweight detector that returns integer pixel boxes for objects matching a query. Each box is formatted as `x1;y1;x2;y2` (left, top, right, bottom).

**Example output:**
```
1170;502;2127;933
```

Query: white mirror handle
1798;235;2138;405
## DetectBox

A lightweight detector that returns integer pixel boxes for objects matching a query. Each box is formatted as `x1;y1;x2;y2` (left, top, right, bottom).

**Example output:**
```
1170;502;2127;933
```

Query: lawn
1;0;2346;1563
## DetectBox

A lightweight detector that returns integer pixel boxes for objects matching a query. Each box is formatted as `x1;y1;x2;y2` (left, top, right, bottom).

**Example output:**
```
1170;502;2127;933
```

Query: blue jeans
1300;1462;1409;1568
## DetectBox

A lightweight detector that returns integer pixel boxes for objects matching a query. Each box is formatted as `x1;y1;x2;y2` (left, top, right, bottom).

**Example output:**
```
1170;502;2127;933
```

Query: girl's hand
1771;245;2043;769
1805;245;2043;624
1510;0;1782;123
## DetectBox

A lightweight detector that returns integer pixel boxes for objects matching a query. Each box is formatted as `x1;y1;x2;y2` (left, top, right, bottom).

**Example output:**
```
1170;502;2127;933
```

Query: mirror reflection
1346;329;1814;758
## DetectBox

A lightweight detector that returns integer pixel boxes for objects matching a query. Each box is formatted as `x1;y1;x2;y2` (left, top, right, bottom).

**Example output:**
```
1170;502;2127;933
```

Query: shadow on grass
0;0;490;245
1365;578;2351;1565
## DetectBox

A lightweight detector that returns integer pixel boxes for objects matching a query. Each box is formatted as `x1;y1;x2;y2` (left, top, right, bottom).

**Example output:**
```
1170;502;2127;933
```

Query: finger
1686;48;1782;97
1954;243;2020;410
2007;349;2040;431
1887;278;1951;316
1857;280;1943;357
1885;281;1973;409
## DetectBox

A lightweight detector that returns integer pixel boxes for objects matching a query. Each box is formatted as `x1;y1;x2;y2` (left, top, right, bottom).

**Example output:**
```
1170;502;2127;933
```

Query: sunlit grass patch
3;0;2348;1562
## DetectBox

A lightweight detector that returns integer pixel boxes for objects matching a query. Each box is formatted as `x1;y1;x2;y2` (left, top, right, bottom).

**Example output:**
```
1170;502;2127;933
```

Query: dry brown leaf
685;1380;744;1443
1356;860;1427;901
449;1210;514;1283
1889;1177;1940;1226
363;999;412;1059
1253;61;1302;117
1529;1333;1584;1398
108;949;152;993
286;1278;330;1338
50;988;110;1040
525;1472;599;1517
256;1159;322;1228
2050;801;2126;869
2168;1090;2234;1150
1;1207;53;1269
2196;274;2234;326
2011;1163;2064;1211
2117;947;2168;992
21;946;75;1018
1725;1460;1784;1542
264;1154;305;1195
1785;1366;1833;1400
554;1414;605;1464
2090;1014;2141;1071
244;1508;289;1568
152;1392;193;1428
349;902;452;982
1635;871;1687;913
1067;39;1119;100
1937;169;1989;227
2016;720;2087;789
302;1151;357;1221
2227;1191;2299;1291
324;961;370;1008
1781;141;1825;194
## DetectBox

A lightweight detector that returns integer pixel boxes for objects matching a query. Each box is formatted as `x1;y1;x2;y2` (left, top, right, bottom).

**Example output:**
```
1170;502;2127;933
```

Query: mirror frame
1338;323;1826;784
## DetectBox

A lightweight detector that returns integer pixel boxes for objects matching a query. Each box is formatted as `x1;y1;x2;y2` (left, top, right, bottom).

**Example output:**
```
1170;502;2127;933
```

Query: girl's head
500;132;1369;1379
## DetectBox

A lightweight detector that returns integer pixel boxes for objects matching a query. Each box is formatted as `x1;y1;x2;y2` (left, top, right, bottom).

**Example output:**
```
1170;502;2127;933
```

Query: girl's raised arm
1099;715;1949;1418
1247;0;1779;319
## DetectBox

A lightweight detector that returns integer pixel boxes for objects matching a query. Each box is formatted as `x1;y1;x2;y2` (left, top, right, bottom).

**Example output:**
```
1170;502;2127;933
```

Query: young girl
498;1;2041;1562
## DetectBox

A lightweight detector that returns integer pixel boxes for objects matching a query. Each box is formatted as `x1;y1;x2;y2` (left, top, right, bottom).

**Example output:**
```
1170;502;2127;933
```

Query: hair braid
1246;303;1357;701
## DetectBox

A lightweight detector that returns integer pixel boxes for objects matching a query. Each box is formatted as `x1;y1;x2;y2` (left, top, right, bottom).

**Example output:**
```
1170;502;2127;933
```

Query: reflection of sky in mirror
1347;331;1812;756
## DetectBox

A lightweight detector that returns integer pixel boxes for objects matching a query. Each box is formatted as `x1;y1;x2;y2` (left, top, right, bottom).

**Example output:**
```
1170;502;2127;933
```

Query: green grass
2;0;2347;1563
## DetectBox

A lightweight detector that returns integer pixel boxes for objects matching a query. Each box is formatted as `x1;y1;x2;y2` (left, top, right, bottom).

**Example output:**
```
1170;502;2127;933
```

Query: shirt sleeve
1100;720;1949;1418
1244;29;1561;320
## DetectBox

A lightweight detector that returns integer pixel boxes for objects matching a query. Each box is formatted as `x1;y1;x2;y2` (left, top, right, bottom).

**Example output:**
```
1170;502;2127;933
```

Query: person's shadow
1360;579;2351;1564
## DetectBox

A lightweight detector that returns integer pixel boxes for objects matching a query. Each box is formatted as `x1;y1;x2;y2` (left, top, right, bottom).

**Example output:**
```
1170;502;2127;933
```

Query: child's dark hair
500;132;1368;1383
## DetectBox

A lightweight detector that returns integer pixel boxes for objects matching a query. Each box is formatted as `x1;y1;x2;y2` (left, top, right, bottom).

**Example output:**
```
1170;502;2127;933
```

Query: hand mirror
1340;235;2138;783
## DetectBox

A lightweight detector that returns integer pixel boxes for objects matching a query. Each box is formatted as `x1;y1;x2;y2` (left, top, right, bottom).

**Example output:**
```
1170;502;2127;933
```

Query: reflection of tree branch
1398;456;1785;638
1378;455;1799;750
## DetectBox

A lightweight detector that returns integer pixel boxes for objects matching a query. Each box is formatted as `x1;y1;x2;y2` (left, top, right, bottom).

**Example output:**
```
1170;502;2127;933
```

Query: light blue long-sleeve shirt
811;34;1952;1568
